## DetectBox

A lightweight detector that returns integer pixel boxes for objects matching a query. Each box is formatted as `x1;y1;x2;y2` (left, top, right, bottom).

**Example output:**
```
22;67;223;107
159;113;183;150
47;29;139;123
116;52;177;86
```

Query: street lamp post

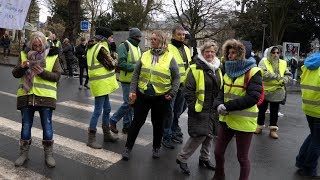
262;24;268;55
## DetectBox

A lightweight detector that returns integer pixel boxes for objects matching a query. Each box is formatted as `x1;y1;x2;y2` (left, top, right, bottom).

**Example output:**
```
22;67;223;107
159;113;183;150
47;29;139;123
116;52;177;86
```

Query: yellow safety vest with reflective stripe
220;67;261;132
17;52;58;99
119;40;141;83
87;42;119;97
138;50;173;95
300;66;320;118
189;64;223;112
168;44;191;83
262;59;287;92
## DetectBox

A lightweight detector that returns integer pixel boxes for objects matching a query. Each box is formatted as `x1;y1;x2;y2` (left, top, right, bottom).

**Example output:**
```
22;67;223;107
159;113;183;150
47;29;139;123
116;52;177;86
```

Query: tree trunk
63;0;80;44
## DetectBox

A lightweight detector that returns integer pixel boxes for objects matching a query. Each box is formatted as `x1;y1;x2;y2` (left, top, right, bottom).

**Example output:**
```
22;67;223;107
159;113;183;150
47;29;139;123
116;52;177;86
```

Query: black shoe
297;169;320;178
162;139;175;149
79;85;83;90
152;148;160;159
84;84;90;89
176;159;190;175
109;123;119;134
172;135;183;144
122;147;131;161
122;128;129;134
199;159;215;170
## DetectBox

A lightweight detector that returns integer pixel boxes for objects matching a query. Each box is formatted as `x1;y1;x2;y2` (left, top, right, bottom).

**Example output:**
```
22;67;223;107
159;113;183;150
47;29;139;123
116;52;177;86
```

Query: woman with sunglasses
255;46;292;139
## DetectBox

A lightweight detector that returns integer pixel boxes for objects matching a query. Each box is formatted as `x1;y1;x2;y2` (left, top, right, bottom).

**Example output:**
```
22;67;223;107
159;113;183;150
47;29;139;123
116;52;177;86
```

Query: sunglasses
272;52;280;54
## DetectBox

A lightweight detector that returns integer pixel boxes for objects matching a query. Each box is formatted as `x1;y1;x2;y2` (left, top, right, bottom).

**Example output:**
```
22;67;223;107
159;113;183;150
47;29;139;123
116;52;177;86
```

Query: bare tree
169;0;233;53
83;0;109;37
267;0;294;45
111;0;163;30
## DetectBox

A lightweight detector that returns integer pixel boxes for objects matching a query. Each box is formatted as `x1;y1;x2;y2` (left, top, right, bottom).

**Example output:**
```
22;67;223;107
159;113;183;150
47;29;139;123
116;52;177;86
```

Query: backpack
243;69;265;106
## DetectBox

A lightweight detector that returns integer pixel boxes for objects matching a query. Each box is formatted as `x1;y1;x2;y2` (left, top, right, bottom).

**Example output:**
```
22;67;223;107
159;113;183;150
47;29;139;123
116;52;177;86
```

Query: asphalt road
0;64;313;180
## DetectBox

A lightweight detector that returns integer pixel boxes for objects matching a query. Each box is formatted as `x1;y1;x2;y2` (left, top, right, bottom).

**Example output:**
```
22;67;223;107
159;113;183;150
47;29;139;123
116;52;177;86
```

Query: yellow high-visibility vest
168;44;191;83
138;50;173;95
17;51;58;99
87;42;119;97
220;67;262;132
119;40;141;83
262;59;287;92
300;66;320;118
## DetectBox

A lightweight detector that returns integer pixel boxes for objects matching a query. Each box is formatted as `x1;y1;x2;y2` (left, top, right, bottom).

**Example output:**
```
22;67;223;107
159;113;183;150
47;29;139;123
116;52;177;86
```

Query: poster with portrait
283;42;300;61
0;0;31;30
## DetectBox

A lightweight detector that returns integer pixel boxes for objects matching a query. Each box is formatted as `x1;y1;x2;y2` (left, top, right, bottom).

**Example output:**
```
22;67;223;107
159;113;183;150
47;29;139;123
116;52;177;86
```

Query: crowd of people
9;24;320;180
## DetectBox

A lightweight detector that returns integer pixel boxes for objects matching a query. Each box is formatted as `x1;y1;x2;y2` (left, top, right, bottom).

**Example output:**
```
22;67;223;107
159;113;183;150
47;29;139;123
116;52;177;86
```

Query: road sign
80;21;89;31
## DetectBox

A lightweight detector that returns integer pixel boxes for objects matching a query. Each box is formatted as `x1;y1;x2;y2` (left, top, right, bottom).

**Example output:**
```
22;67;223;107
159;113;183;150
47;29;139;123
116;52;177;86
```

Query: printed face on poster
283;42;300;61
0;0;31;30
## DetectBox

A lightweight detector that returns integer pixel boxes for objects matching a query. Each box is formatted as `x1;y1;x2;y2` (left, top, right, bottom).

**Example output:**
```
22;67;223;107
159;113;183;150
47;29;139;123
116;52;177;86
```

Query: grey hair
200;41;219;54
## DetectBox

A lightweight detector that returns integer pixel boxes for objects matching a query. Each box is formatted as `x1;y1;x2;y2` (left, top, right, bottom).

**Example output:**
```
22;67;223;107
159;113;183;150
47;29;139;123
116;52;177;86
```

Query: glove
217;104;228;115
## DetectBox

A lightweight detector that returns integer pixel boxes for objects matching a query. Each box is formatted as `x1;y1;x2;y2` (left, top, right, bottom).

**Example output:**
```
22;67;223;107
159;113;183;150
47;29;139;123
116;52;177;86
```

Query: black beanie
240;40;253;59
95;27;113;39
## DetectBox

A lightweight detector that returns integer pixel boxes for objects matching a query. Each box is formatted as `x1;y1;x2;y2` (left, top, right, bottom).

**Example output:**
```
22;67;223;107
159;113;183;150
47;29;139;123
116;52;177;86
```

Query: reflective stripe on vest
168;44;191;83
300;66;320;118
220;67;261;132
262;59;287;91
119;40;142;82
86;42;119;97
52;41;61;47
138;50;173;94
17;52;58;99
189;64;223;112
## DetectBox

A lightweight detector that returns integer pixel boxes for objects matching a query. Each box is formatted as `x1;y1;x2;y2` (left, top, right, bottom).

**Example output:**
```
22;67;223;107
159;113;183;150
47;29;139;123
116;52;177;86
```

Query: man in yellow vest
295;52;320;178
255;46;292;139
12;31;62;168
162;25;191;149
109;28;142;134
86;27;119;149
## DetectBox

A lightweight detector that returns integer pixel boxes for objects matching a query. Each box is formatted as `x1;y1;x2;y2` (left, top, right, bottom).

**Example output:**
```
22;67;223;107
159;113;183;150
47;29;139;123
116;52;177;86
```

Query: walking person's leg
39;107;56;167
235;131;254;180
269;102;280;139
79;66;84;89
101;95;118;142
255;100;269;134
87;96;104;149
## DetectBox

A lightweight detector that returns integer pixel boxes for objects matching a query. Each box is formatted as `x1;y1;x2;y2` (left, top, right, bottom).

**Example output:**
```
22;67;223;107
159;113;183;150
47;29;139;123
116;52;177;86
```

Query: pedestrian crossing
0;156;49;180
0;89;189;178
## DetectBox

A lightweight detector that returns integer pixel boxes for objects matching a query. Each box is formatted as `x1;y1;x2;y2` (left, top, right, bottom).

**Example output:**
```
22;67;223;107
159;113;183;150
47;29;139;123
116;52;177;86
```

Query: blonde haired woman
122;30;180;160
12;31;62;167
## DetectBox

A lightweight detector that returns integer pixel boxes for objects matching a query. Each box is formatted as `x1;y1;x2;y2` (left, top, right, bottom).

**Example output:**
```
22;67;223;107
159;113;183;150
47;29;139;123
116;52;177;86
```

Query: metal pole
262;24;267;54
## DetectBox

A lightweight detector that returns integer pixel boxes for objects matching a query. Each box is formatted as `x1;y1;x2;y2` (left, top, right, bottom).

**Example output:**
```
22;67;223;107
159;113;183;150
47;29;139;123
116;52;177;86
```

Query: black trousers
257;100;280;126
66;58;73;76
125;90;170;150
79;65;89;85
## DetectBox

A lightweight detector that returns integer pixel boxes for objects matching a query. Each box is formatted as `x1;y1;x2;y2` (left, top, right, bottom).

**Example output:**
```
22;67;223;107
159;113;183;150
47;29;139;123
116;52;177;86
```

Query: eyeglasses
272;52;280;54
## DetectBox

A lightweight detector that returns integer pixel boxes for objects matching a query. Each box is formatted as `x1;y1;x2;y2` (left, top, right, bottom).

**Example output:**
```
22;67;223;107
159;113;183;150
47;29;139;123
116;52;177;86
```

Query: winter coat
12;47;62;110
75;44;87;68
184;55;222;138
258;46;292;102
63;43;75;60
117;37;140;72
1;35;11;48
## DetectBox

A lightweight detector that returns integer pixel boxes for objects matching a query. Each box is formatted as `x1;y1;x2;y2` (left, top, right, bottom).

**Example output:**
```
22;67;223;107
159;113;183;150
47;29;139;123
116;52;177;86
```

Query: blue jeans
110;83;133;128
89;95;111;130
20;106;53;140
296;115;320;176
163;89;187;140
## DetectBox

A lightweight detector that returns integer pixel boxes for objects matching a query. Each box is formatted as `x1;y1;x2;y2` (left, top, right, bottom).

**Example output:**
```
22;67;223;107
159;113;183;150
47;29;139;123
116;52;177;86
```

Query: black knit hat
95;27;113;39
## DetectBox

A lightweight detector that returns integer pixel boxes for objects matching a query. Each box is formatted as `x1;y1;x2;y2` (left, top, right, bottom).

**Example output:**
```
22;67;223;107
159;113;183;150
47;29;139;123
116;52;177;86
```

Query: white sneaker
278;112;284;117
266;109;270;114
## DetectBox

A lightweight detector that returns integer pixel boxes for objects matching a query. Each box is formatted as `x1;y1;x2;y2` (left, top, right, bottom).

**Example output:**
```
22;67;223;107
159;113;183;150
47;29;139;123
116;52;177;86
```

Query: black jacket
184;57;222;137
75;44;87;68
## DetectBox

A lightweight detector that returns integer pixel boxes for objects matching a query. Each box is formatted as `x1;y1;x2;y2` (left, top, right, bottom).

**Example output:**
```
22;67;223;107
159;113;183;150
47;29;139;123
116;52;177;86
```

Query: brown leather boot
269;126;279;139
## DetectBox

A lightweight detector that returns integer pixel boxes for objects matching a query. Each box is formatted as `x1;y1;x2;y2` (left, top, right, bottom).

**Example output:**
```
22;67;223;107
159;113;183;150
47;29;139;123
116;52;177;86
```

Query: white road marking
34;112;151;146
0;117;122;170
0;90;16;97
0;157;49;180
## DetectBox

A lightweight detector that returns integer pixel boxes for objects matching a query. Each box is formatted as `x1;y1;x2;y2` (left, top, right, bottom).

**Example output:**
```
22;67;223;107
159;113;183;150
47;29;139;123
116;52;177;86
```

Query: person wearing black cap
109;28;142;134
75;37;89;90
86;27;119;149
